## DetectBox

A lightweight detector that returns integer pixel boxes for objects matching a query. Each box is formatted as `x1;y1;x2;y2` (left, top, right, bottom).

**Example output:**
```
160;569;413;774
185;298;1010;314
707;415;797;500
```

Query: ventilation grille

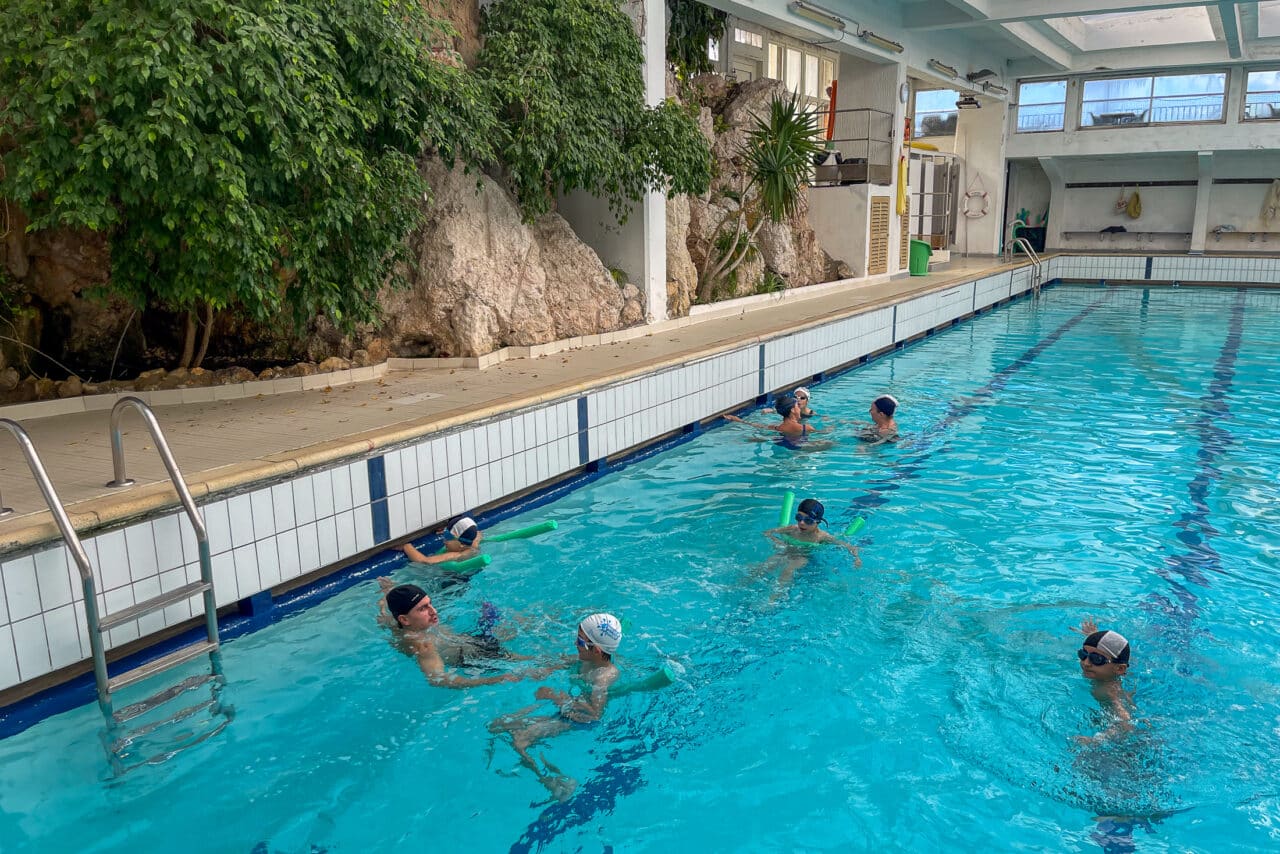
900;211;910;269
869;196;890;275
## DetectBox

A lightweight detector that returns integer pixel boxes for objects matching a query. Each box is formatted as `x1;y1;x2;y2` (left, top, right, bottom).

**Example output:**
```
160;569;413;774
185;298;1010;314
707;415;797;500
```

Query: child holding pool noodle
402;516;558;576
764;495;862;565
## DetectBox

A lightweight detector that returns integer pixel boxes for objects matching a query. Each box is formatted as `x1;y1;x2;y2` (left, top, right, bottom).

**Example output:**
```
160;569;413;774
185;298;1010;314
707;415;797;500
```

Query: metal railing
107;396;222;676
911;151;958;251
811;107;894;186
1010;236;1044;297
0;419;112;714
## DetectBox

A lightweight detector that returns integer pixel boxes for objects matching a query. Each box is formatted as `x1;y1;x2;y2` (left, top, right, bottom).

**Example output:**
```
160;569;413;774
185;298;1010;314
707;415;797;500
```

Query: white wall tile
388;453;409;501
3;556;41;624
316;518;340;567
312;469;335;520
33;547;74;612
415;442;434;482
103;585;138;647
335;511;358;559
332;465;354;514
211;551;239;608
401;488;422;537
296;523;321;575
133;576;165;637
152;514;186;573
226;494;255;549
93;529;132;591
351;460;371;506
11;615;51;681
0;625;20;690
202;500;232;556
231;544;260;598
276;529;302;582
257;539;281;589
159;567;194;626
292;476;317;525
43;604;80;671
124;523;160;584
250;488;276;540
355;504;374;552
387;493;407;541
271;483;297;532
444;434;462;475
399;449;419;494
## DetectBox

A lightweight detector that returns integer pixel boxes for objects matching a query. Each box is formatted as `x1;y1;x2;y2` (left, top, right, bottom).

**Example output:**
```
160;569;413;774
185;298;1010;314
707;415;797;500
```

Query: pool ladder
0;397;231;774
1005;220;1045;297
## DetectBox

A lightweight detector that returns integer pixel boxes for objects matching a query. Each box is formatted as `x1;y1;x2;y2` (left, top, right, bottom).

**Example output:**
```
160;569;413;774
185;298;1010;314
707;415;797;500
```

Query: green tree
698;95;824;303
478;0;712;222
666;0;726;79
0;0;496;368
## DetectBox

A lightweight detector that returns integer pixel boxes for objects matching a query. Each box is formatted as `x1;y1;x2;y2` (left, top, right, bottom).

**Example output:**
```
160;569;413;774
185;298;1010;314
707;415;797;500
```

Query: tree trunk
192;303;214;370
178;310;196;369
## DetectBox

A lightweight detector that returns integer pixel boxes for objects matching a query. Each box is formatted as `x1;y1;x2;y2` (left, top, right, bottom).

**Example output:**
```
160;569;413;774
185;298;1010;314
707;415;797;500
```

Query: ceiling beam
999;20;1075;68
1218;1;1244;58
908;0;1240;30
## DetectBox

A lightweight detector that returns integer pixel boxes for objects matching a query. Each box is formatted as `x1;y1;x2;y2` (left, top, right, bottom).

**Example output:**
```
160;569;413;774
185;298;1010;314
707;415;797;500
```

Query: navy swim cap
775;395;798;417
1083;629;1130;663
873;395;898;417
796;498;826;523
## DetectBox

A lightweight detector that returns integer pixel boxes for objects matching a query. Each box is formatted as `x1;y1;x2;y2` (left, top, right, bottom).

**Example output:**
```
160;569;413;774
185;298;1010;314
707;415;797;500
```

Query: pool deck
0;258;1022;553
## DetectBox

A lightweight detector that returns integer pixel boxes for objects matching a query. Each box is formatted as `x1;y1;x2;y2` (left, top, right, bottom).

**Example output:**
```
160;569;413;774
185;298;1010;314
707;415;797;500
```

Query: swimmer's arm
723;415;780;432
560;671;619;722
819;532;862;566
763;526;794;546
403;543;479;564
411;637;518;689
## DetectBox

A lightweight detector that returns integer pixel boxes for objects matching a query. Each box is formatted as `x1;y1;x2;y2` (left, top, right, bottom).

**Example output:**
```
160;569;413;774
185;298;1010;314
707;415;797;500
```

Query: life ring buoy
963;190;989;218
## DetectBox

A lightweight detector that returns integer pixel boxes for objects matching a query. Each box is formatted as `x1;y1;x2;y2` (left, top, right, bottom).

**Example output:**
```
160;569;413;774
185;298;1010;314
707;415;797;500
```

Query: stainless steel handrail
1005;219;1028;261
0;419;112;713
1010;237;1043;296
105;397;222;671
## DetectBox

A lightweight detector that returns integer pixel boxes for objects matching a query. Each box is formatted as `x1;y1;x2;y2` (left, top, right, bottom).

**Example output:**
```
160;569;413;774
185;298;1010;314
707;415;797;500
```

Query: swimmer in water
724;395;819;443
755;499;860;595
1071;619;1134;744
377;581;549;689
858;394;899;443
488;614;623;802
401;515;484;565
793;387;816;418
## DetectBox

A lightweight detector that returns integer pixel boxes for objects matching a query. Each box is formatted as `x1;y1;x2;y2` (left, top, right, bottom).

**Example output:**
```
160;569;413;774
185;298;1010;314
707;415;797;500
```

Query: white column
1189;151;1214;255
640;0;668;323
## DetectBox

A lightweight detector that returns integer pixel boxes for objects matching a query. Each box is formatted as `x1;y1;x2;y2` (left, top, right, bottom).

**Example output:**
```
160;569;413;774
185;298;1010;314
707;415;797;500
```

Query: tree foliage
699;94;824;303
666;0;726;79
478;0;712;221
0;0;497;346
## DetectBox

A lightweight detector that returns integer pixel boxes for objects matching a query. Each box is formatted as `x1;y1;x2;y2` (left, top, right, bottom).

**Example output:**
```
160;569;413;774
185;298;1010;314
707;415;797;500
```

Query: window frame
1014;79;1067;134
1078;69;1228;130
1242;67;1280;122
913;90;960;138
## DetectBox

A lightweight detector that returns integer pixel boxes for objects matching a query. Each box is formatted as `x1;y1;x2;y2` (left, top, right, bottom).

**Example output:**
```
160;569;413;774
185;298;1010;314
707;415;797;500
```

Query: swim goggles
795;513;819;524
1077;648;1117;666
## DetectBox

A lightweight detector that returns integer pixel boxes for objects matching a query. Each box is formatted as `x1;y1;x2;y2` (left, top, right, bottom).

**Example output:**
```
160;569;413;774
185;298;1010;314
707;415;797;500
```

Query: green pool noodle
778;490;796;527
434;553;491;576
777;515;865;548
484;519;558;543
610;664;676;698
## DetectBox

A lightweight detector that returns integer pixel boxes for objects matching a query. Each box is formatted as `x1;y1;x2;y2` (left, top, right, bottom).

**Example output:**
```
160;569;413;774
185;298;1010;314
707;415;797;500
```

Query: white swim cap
794;386;810;400
448;516;479;544
579;613;623;654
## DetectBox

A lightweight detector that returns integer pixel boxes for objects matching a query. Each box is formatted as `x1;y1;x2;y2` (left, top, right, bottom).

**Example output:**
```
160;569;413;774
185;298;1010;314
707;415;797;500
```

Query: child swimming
756;498;861;595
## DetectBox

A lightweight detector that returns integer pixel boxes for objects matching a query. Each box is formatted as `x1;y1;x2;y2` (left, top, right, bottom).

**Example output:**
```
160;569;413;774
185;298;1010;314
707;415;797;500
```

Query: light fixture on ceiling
956;94;982;110
788;1;846;31
858;29;905;54
983;82;1009;96
928;59;959;79
966;68;998;84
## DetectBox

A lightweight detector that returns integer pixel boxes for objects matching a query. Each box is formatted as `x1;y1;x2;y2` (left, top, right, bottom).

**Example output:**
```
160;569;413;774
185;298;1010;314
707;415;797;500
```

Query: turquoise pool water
2;285;1279;852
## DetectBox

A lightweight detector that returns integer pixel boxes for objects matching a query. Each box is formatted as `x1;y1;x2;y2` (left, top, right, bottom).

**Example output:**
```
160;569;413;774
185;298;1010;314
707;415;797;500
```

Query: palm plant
697;94;824;302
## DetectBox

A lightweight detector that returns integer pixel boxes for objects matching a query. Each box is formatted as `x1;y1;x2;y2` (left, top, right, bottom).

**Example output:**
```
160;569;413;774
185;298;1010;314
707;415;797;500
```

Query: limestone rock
215;367;256;384
0;367;20;392
666;195;696;318
33;377;57;400
620;284;645;326
384;157;633;357
134;368;167;391
317;356;351;373
56;376;83;398
280;362;317;378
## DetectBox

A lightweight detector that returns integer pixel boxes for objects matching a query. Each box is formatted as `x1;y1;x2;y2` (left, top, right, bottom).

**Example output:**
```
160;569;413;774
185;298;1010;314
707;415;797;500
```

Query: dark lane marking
840;294;1110;522
1143;288;1245;636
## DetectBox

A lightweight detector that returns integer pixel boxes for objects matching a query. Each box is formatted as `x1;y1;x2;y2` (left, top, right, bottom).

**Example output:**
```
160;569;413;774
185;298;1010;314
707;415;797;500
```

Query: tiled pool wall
0;252;1275;698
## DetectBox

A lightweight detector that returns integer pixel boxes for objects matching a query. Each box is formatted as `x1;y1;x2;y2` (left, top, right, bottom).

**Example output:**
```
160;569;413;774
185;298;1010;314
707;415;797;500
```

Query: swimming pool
2;284;1278;852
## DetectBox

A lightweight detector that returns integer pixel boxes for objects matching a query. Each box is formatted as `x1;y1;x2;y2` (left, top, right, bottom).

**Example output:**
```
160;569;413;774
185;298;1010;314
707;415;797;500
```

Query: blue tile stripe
366;456;389;545
576;396;590;466
1145;256;1154;279
1143;288;1246;650
757;344;766;395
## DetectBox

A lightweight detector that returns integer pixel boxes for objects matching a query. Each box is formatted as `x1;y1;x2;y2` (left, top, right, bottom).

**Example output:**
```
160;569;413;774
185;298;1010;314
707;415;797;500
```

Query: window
785;48;803;95
1081;72;1225;127
1244;69;1280;120
733;27;763;48
804;55;819;99
820;59;835;101
914;90;959;137
1016;80;1066;132
767;44;781;81
707;38;719;63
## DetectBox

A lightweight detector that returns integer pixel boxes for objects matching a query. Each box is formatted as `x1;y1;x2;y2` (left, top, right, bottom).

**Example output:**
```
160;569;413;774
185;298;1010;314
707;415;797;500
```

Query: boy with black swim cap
1071;618;1134;743
378;581;550;689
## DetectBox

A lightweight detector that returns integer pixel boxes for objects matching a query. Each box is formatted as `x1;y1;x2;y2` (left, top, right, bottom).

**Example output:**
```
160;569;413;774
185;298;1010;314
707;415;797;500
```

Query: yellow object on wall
896;156;909;215
909;141;938;151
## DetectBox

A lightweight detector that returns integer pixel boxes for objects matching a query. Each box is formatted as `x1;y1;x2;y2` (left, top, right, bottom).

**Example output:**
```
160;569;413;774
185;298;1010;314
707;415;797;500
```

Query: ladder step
112;697;223;749
98;581;211;633
112;673;219;725
107;640;219;694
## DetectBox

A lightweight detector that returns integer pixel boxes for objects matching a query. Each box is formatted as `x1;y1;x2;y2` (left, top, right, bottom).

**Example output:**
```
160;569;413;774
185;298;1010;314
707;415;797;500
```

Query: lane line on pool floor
507;293;1116;851
1142;288;1246;653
